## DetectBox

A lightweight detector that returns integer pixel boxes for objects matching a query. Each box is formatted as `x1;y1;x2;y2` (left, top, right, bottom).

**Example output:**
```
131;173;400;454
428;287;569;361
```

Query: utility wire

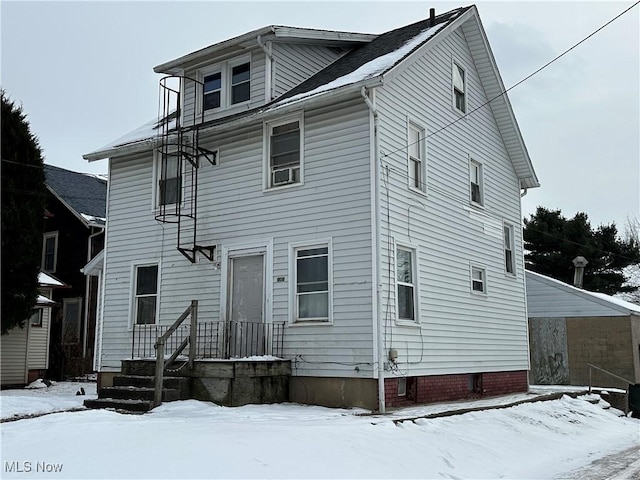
381;0;640;159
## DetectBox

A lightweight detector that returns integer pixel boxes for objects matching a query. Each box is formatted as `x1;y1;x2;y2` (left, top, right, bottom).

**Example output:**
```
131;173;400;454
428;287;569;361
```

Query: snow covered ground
1;383;638;479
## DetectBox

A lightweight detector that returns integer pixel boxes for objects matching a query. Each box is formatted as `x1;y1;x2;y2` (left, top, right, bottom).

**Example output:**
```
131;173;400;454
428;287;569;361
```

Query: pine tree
523;207;640;295
1;90;47;334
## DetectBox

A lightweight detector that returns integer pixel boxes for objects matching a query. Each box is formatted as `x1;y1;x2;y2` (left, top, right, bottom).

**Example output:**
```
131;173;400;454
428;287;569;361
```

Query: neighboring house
527;270;640;389
84;6;539;410
43;164;107;379
1;273;67;387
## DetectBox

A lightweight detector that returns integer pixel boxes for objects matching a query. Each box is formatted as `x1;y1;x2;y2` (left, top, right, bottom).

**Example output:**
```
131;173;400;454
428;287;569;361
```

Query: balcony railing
132;320;285;360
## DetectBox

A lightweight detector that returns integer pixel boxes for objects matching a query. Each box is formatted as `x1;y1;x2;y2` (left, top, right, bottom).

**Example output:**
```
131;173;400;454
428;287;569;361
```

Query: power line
382;0;640;160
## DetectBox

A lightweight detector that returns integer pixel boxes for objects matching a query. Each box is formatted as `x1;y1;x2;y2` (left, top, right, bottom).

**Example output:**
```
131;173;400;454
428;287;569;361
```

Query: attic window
453;62;466;113
231;62;250;104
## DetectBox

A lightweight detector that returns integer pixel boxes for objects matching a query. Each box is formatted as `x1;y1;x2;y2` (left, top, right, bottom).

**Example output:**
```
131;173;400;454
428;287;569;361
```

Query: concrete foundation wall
566;316;635;389
289;377;378;410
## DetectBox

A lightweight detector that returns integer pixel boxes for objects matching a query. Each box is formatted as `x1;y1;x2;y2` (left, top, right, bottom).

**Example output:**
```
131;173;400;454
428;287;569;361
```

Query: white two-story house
84;5;539;411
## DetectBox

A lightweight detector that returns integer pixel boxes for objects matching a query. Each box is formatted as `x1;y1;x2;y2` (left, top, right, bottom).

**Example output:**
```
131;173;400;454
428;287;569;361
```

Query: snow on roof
274;22;447;108
81;213;106;226
38;272;66;288
36;295;57;307
526;270;640;314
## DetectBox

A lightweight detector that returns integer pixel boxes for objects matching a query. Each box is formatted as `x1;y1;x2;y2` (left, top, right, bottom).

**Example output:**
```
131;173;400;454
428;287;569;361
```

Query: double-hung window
408;124;426;193
397;247;416;321
231;62;251;104
30;309;43;327
470;159;483;206
157;155;181;206
267;118;302;188
42;232;58;272
471;266;486;294
504;224;515;275
133;264;158;325
201;59;250;112
453;62;466;113
294;245;329;322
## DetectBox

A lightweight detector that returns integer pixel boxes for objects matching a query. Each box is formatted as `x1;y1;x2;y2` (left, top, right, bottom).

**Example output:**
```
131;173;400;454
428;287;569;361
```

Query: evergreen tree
523;207;640;295
1;90;46;334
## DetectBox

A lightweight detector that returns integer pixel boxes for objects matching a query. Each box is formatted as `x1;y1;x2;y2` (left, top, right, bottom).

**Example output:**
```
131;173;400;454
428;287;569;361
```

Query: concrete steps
84;374;190;413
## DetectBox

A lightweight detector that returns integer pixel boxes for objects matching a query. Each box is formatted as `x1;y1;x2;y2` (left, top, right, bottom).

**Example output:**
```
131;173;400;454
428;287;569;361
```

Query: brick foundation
385;370;528;408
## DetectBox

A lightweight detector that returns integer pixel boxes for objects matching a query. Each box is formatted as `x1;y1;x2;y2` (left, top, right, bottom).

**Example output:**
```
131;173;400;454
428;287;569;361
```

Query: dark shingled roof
44;164;107;225
277;6;471;103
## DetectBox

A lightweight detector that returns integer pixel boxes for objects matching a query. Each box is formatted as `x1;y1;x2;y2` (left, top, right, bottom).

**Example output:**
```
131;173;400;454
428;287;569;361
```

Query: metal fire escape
155;76;217;263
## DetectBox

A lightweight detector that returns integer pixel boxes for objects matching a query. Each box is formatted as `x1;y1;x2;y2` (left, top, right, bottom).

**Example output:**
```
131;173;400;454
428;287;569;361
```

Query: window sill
289;320;333;327
408;186;428;198
395;320;421;328
263;181;304;193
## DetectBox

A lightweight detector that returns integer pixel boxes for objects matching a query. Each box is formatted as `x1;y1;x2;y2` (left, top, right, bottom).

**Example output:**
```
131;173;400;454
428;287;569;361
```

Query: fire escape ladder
156;75;216;264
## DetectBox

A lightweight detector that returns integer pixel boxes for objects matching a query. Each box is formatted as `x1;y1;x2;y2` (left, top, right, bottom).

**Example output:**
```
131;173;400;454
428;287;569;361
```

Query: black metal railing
132;319;285;360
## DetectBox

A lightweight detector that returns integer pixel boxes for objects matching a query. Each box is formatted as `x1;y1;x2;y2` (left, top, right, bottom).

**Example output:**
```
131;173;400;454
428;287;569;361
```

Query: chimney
430;8;436;27
572;256;588;288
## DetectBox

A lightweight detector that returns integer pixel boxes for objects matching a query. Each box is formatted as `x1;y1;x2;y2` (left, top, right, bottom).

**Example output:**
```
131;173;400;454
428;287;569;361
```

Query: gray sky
2;1;638;232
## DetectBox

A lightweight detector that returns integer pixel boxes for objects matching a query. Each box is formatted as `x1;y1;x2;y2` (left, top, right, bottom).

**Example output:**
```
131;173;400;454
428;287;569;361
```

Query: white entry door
228;254;265;357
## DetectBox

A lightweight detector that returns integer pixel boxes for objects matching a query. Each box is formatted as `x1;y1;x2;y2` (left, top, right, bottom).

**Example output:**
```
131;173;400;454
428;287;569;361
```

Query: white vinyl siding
376;25;529;375
470;158;484;206
27;304;51;370
453;60;466;113
272;43;346;97
99;98;373;377
0;324;28;385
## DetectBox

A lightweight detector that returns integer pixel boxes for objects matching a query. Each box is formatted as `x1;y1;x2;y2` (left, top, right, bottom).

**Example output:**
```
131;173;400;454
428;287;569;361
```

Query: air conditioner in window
272;166;298;186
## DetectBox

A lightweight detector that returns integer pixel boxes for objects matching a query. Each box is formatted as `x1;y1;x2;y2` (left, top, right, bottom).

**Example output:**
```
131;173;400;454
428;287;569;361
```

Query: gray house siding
374;26;529;376
98;98;375;378
0;324;28;385
272;43;344;97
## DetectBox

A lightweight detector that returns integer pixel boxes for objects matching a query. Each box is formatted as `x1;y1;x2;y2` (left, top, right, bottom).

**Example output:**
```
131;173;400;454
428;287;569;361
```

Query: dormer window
200;57;251;112
203;72;222;110
231;63;250;104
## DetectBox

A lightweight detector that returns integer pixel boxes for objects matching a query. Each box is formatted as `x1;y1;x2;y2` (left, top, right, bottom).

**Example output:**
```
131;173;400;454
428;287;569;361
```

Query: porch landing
91;358;291;411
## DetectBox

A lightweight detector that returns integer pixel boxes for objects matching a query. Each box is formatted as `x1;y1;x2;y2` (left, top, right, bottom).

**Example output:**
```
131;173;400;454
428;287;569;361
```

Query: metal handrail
587;363;634;393
153;300;198;407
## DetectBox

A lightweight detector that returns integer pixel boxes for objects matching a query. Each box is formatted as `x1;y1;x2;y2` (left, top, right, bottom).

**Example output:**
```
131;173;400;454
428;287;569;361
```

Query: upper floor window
231;63;250;104
294;245;330;322
266;116;303;189
157;155;182;206
470;159;483;206
133;264;159;325
42;232;58;273
397;246;416;322
453;62;466;113
408;123;426;193
471;265;486;294
201;58;251;112
203;72;222;110
504;223;515;275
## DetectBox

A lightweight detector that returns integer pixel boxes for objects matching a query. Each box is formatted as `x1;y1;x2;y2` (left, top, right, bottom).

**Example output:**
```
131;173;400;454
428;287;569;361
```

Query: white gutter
361;86;385;414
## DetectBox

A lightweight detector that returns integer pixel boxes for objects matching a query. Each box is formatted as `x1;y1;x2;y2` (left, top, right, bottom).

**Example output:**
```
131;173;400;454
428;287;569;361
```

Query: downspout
361;86;385;414
520;187;528;198
257;35;274;102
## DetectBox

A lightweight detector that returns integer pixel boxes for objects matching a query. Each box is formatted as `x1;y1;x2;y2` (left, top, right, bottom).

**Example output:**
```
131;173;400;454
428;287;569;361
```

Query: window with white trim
470;159;483;206
471;266;486;294
156;154;182;207
397;247;416;321
42;232;58;273
408;123;426;193
133;264;158;325
504;223;515;275
30;309;43;327
453;62;466;113
200;58;251;112
294;245;329;322
266;117;302;188
62;297;82;343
